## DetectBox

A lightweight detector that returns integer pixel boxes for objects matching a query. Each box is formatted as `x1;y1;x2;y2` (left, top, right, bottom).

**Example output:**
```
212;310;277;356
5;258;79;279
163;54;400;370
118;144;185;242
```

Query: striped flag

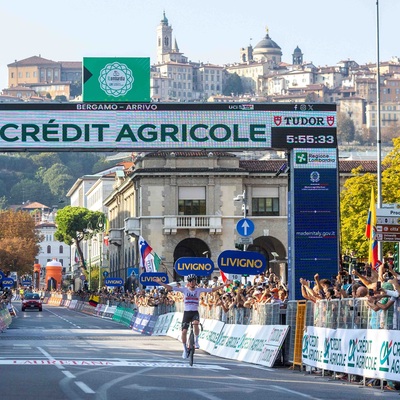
366;187;379;269
138;236;160;272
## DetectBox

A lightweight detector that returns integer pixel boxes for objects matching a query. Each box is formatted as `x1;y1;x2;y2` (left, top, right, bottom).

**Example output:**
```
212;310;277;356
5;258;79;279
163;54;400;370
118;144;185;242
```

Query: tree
340;137;400;260
382;136;400;204
0;210;41;275
42;163;74;201
54;206;105;270
337;112;355;144
222;72;244;96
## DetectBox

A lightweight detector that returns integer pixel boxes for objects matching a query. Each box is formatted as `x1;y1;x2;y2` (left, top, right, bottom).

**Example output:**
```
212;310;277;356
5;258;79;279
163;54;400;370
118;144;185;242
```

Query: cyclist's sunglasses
187;278;196;282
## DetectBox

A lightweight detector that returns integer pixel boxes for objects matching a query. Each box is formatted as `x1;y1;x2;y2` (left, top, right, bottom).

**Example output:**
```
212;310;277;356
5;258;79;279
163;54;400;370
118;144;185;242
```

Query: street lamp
233;190;248;250
96;216;105;291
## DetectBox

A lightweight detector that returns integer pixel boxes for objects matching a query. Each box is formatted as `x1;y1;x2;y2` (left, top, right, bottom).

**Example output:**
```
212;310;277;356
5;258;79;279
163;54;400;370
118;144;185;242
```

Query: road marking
46;309;81;328
270;385;324;400
0;359;228;369
75;381;95;394
62;370;76;379
37;347;64;370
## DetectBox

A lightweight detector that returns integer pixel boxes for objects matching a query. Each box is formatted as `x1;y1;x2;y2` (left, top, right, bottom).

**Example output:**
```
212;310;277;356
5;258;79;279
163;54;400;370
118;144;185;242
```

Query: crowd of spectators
300;261;400;391
77;269;290;312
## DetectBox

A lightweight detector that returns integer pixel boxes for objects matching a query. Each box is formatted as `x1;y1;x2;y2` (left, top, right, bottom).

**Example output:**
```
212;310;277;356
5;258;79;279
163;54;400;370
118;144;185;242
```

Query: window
47;245;51;254
252;187;279;216
252;198;279;216
178;187;206;215
59;245;63;254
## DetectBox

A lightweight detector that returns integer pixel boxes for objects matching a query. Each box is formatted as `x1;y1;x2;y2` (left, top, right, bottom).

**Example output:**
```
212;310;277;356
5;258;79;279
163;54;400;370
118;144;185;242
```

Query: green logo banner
83;57;150;102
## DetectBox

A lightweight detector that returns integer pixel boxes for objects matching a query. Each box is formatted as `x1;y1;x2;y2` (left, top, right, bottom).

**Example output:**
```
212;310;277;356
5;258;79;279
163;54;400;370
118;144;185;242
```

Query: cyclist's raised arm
153;277;173;291
211;280;231;293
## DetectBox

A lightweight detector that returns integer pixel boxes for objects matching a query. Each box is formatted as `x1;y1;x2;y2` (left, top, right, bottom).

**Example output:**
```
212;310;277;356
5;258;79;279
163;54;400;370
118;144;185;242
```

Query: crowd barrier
5;293;400;384
0;303;12;332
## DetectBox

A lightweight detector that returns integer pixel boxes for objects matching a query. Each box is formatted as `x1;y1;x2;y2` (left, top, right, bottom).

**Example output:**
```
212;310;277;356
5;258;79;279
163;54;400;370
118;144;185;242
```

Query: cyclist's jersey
175;287;212;311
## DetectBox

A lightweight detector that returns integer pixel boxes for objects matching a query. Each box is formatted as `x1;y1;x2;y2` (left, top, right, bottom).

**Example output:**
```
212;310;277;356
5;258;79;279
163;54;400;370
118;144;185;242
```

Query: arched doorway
173;238;211;281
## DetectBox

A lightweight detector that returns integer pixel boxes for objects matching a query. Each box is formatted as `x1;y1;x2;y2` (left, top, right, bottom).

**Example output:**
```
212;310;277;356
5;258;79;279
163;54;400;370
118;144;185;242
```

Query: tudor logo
274;116;282;126
327;116;335;126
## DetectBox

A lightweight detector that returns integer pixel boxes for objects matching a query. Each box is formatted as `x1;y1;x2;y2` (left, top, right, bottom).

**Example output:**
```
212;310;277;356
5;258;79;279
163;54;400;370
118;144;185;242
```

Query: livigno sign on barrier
83;57;150;102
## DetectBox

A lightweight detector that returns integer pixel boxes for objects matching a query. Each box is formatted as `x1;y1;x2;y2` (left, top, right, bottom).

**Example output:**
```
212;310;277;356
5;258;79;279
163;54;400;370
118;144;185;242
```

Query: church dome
254;33;281;52
253;31;282;63
293;46;302;55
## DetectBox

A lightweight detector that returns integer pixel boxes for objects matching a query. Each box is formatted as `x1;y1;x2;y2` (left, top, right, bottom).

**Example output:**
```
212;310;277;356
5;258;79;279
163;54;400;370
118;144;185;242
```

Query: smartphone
368;289;374;296
366;267;372;277
376;281;381;290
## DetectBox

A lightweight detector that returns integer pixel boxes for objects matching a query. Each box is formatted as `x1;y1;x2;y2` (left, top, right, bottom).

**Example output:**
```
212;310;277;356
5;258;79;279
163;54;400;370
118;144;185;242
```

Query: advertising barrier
303;326;400;381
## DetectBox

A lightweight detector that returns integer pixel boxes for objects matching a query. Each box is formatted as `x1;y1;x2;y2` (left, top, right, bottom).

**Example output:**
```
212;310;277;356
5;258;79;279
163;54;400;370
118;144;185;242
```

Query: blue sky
1;0;399;91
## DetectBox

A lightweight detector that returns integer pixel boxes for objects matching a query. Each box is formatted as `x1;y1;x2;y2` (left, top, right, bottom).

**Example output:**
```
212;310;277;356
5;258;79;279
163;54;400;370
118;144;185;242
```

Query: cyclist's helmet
187;274;197;282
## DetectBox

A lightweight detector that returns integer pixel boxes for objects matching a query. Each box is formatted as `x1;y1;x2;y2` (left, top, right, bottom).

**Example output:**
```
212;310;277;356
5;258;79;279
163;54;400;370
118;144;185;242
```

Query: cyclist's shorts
181;310;200;330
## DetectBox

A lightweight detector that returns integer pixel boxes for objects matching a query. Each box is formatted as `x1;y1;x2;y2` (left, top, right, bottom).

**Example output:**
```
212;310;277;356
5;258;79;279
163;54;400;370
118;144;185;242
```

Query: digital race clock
271;127;337;149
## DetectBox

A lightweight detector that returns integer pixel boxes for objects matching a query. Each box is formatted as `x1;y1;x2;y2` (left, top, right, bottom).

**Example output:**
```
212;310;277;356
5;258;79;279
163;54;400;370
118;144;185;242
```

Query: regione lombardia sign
83;57;150;102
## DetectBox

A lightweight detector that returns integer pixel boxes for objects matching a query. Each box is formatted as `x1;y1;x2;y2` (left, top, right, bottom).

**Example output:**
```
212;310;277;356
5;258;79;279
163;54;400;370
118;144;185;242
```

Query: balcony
124;218;140;237
164;215;222;235
109;228;124;246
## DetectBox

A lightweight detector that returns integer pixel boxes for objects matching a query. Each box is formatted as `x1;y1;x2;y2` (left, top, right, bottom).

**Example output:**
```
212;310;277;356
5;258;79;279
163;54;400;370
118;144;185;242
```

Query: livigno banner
83;57;150;102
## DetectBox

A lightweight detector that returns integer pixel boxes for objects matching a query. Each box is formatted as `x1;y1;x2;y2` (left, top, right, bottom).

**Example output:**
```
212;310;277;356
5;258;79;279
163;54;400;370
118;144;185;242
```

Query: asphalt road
0;303;398;400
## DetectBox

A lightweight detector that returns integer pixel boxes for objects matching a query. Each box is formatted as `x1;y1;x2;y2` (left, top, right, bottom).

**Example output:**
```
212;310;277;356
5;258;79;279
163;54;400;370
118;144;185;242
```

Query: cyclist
155;274;228;358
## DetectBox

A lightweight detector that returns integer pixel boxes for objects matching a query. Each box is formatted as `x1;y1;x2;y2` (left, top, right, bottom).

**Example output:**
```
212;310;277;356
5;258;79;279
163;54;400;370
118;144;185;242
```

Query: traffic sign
376;232;400;242
236;218;255;237
103;271;109;278
237;237;253;245
2;278;14;288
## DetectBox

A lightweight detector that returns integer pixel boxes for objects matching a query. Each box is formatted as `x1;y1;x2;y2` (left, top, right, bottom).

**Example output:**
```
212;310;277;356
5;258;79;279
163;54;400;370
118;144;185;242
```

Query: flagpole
375;0;383;260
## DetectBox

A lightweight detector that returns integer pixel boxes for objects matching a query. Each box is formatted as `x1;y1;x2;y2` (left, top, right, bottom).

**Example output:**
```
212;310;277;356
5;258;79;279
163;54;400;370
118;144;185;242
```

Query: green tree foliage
340;168;375;257
0;210;41;275
9;178;53;205
382;136;400;203
337;112;355;144
42;163;74;201
222;72;244;96
0;152;113;207
340;137;400;259
54;206;105;270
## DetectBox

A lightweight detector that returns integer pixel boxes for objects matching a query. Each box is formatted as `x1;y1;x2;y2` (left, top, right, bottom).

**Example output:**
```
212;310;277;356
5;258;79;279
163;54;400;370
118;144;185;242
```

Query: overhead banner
0;103;336;151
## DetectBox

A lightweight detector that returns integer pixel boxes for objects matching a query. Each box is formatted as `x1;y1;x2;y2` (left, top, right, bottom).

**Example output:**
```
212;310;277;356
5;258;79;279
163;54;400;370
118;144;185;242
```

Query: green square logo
296;152;308;164
83;57;150;102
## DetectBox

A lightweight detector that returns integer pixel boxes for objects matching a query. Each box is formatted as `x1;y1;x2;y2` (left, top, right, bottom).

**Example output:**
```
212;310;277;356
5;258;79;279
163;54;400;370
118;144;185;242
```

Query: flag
366;187;379;269
74;248;79;264
138;236;160;272
220;270;228;283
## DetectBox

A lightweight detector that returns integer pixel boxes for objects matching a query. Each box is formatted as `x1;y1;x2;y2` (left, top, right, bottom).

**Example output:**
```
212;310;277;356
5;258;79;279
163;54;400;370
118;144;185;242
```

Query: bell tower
156;11;173;64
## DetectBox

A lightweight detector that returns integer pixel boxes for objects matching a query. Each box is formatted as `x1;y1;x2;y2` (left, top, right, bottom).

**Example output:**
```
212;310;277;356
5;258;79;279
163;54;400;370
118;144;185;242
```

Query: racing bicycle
186;321;202;366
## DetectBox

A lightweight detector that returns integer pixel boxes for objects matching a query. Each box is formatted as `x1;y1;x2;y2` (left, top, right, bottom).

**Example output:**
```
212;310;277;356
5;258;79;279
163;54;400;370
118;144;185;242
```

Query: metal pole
242;190;247;251
376;0;383;260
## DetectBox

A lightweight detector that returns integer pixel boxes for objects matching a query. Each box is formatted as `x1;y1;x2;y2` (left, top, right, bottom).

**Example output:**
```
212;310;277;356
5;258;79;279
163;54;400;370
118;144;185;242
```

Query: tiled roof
8;56;60;67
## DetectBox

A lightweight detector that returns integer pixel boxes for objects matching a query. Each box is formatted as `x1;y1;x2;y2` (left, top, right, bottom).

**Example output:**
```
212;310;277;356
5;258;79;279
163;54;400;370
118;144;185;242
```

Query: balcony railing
124;215;223;236
164;215;222;235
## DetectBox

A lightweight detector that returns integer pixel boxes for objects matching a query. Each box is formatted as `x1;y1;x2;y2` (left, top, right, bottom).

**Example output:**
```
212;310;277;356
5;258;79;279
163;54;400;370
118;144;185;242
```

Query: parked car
21;293;42;312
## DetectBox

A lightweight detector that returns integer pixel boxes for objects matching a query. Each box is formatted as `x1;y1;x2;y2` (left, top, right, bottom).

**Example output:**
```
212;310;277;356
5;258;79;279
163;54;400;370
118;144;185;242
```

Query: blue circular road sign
236;218;255;237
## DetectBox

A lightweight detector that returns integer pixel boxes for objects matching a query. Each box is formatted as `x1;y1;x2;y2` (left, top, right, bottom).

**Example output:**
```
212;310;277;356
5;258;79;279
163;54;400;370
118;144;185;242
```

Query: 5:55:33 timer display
271;127;337;149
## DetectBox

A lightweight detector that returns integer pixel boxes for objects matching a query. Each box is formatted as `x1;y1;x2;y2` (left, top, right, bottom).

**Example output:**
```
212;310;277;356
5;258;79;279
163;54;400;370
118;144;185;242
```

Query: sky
0;0;399;92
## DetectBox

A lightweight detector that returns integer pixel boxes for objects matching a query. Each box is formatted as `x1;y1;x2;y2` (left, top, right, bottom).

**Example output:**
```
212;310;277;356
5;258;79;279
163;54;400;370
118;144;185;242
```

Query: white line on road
62;370;76;379
37;347;64;370
270;385;324;400
46;309;81;328
75;381;95;394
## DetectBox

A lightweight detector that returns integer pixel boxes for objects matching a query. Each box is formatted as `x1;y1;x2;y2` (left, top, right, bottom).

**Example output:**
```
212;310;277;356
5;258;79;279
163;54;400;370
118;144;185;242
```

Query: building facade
100;152;377;285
